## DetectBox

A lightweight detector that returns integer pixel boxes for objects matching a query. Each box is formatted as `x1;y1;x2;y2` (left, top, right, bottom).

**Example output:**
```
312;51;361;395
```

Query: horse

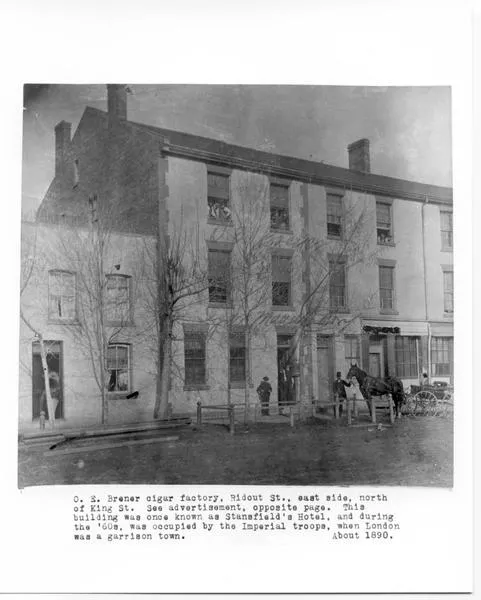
346;364;405;419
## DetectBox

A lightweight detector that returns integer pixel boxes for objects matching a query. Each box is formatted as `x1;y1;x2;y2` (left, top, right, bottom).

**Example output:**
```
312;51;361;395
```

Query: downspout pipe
422;196;431;381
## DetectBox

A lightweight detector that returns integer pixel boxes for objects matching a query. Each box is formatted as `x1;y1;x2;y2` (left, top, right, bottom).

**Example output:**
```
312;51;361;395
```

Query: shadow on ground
18;416;453;487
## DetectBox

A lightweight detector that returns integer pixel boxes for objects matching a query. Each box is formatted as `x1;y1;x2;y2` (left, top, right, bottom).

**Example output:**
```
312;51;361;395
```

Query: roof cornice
159;138;451;204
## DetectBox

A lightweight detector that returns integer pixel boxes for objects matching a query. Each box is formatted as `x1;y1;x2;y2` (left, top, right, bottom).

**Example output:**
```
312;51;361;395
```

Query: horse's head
346;363;359;380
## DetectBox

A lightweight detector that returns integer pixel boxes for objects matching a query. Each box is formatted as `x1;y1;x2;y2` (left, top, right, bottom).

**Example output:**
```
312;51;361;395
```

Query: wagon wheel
414;390;437;416
404;394;417;416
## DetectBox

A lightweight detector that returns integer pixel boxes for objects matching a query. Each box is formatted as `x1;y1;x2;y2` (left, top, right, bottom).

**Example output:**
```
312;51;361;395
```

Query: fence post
334;393;339;419
370;397;376;424
289;406;294;428
196;401;202;427
229;405;235;436
347;395;352;426
388;394;395;424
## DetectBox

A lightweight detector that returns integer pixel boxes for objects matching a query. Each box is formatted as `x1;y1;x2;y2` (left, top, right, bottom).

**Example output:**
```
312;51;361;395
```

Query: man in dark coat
257;376;272;416
333;371;351;417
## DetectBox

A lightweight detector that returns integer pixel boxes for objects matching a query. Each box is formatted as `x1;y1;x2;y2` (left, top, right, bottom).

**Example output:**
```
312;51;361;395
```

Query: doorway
317;335;334;403
277;334;295;409
32;341;64;420
368;352;382;378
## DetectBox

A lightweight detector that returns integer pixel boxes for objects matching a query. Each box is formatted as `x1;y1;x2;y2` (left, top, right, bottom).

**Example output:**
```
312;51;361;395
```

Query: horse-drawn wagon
404;381;453;417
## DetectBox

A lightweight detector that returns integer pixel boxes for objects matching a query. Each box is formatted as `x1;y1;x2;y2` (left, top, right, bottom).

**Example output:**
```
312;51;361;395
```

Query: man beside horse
346;364;405;419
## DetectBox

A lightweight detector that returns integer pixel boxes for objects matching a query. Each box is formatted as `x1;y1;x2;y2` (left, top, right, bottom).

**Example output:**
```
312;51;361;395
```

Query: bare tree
51;196;145;424
276;191;378;406
141;208;209;420
20;223;57;427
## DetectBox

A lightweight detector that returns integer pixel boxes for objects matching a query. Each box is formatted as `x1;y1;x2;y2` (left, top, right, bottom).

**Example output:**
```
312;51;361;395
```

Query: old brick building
19;84;453;432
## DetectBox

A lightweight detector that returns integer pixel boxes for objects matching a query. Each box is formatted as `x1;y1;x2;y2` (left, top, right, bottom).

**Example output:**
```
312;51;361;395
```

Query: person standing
333;371;351;417
257;376;272;416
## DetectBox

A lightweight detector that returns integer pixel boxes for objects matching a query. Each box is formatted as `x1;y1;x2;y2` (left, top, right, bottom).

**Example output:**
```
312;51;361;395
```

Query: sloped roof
84;107;453;205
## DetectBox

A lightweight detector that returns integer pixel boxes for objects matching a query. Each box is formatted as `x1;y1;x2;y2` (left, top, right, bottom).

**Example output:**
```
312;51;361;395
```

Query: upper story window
329;260;347;310
443;269;453;314
48;270;76;321
376;201;393;245
106;344;130;393
105;274;131;324
207;171;231;224
272;254;292;307
208;248;231;304
327;193;343;239
440;210;453;251
379;264;395;311
270;183;290;231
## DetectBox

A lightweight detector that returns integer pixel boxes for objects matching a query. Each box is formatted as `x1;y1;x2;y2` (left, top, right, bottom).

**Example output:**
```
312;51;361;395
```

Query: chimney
348;138;370;173
55;120;72;178
107;84;127;121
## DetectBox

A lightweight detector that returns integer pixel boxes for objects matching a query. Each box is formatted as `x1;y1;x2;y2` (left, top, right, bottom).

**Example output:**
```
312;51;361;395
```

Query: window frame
106;343;131;395
229;330;247;387
271;250;293;309
48;269;77;323
440;209;453;252
394;335;419;379
326;192;344;240
430;336;453;377
344;335;360;374
376;199;394;246
378;260;397;314
207;245;232;306
269;179;291;232
329;256;348;312
183;329;208;389
442;266;454;314
105;273;133;326
207;167;232;225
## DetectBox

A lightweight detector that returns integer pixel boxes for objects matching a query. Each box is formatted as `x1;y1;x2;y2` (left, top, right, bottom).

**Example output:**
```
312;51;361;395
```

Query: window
431;337;453;376
229;332;246;384
272;254;292;306
106;344;130;392
329;260;346;310
207;171;231;223
184;332;207;386
48;270;76;321
106;274;131;323
443;270;453;313
344;336;360;373
327;194;343;238
379;265;395;310
270;183;289;230
440;211;453;250
395;336;418;378
208;248;231;304
376;201;393;245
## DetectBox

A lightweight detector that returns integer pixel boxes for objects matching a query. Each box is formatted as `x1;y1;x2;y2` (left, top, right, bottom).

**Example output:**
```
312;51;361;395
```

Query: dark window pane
208;249;231;303
272;282;290;306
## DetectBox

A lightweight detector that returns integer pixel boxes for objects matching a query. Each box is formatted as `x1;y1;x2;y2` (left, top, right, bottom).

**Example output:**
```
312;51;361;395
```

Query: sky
22;84;452;218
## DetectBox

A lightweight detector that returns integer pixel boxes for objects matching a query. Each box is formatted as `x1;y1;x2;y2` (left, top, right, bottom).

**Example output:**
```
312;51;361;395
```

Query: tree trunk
243;328;250;423
159;319;172;419
153;322;165;419
38;336;55;428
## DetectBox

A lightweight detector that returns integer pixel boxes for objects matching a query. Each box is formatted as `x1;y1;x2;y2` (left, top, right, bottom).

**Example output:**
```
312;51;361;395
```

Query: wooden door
369;352;381;378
